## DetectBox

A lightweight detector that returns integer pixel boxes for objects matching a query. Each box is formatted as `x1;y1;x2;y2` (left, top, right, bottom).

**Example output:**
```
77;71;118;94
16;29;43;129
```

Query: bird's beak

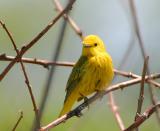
82;41;93;48
83;44;93;48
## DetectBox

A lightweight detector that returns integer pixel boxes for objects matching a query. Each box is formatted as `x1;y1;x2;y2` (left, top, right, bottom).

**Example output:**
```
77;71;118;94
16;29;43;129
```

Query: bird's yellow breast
77;53;114;97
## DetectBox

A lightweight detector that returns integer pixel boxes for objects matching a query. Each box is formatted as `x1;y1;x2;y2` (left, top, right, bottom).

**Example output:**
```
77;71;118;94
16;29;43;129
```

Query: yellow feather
59;35;114;117
59;90;78;117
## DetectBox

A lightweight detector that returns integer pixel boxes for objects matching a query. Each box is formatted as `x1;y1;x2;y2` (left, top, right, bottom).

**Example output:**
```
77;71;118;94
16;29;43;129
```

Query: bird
59;35;114;117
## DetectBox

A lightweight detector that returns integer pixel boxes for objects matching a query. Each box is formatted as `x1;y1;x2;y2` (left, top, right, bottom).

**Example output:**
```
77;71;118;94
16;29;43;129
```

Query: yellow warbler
59;35;114;117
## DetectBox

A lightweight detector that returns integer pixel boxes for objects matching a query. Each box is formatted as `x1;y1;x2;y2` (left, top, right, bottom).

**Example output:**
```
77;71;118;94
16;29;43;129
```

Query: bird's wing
64;56;88;102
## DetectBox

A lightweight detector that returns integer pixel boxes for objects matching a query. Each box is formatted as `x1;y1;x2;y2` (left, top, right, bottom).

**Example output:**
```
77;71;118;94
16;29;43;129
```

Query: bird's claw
84;97;89;109
75;111;83;117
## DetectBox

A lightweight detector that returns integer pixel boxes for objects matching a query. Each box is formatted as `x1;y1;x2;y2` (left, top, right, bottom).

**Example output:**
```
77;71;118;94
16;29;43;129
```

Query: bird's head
82;35;106;56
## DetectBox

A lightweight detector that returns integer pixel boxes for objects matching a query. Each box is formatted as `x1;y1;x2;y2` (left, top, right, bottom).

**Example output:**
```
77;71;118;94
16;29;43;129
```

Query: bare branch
114;69;160;89
129;0;160;123
0;0;76;81
0;20;40;128
124;103;160;131
1;54;160;89
137;56;149;114
108;93;125;130
0;54;74;68
53;0;83;39
33;7;69;131
12;111;23;131
40;73;160;131
134;56;149;131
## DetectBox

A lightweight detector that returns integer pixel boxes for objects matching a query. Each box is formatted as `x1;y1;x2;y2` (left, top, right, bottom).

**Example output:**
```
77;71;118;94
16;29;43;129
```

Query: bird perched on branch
59;35;114;117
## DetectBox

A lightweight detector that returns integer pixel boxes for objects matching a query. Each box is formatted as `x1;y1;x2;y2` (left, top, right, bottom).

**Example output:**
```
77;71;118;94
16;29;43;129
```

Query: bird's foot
78;93;89;109
75;110;83;117
84;96;90;109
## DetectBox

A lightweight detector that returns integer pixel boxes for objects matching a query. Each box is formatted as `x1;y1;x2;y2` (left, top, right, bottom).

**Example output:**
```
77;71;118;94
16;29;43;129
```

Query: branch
0;20;40;128
0;54;74;68
124;103;160;131
114;69;160;89
108;93;125;130
40;73;160;131
129;0;160;123
12;111;23;131
0;0;76;81
1;54;160;89
53;0;83;39
134;56;148;131
33;3;71;130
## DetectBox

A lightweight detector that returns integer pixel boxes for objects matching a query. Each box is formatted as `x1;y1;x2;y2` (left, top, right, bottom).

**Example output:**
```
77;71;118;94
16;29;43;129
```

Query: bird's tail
59;92;77;117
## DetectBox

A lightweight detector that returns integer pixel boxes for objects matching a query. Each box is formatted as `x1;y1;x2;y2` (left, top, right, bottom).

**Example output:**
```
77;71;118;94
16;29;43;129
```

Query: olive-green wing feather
64;56;88;102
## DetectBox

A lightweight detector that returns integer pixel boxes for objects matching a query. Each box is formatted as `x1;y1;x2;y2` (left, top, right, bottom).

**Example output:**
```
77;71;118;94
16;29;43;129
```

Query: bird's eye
94;43;98;46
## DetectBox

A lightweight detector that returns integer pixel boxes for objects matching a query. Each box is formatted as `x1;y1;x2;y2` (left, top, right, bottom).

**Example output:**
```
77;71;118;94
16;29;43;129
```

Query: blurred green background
0;0;160;130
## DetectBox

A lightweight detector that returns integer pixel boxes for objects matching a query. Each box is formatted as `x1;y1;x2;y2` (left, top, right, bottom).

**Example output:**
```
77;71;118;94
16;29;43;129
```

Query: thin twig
40;73;160;131
109;73;125;130
0;0;76;81
12;111;23;131
136;56;149;113
124;103;160;131
114;69;160;89
110;28;136;130
129;0;146;58
0;21;41;128
53;0;83;39
134;56;149;131
108;93;125;130
33;7;69;131
0;54;74;68
1;54;160;89
129;0;160;123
